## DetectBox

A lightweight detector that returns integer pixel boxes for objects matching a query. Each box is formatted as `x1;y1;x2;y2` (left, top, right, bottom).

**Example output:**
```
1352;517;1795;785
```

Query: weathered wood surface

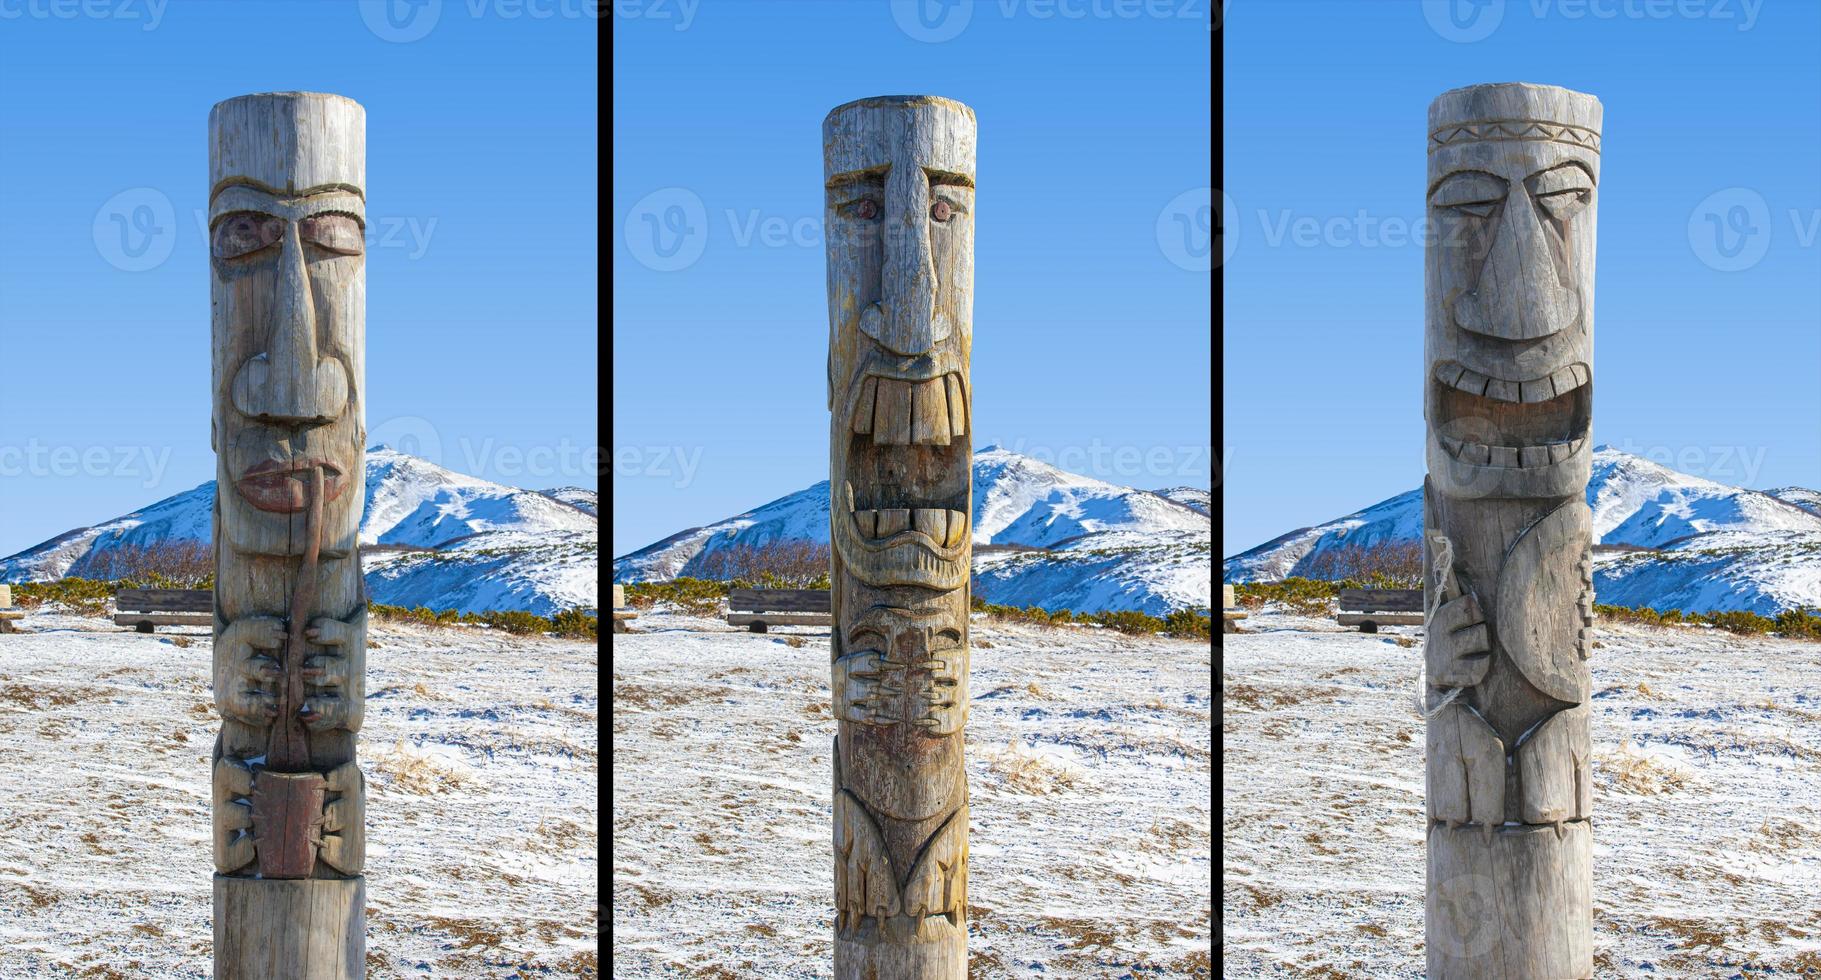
1423;81;1599;980
210;91;368;979
213;876;365;980
727;612;833;631
116;612;214;631
1337;612;1424;629
826;94;976;979
612;584;626;609
117;588;214;613
1338;588;1424;613
728;588;833;613
1221;584;1235;610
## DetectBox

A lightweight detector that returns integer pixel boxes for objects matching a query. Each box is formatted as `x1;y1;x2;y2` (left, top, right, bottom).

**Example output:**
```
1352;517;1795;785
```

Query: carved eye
212;213;283;259
1534;188;1591;222
931;200;952;222
301;214;365;256
843;198;881;221
1429;172;1507;222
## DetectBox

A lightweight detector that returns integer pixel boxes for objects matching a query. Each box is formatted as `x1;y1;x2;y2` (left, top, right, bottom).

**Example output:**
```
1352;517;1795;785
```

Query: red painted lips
236;459;346;513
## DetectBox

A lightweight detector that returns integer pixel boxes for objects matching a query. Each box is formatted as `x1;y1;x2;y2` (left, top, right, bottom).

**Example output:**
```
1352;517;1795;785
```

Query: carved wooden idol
824;95;975;979
1423;82;1599;979
210;91;368;979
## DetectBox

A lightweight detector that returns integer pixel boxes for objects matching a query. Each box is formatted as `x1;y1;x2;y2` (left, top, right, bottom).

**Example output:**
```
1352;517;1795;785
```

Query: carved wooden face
826;98;975;591
211;184;366;557
1425;88;1599;499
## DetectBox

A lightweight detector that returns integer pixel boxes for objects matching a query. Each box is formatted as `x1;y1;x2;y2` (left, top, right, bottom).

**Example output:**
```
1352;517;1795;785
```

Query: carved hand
1425;593;1491;688
212;757;256;873
910;651;968;736
833;650;903;727
216;616;287;725
299;614;363;733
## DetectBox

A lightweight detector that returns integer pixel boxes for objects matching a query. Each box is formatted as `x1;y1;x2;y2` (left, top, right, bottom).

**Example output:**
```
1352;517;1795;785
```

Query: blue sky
1223;0;1821;560
611;0;1213;558
0;1;598;559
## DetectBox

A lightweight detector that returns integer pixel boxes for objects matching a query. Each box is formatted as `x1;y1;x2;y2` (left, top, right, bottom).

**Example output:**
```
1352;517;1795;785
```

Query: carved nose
232;222;348;424
1451;187;1581;341
862;168;951;356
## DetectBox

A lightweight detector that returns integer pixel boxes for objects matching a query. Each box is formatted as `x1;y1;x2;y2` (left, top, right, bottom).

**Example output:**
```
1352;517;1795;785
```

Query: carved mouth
1432;360;1590;468
849;372;968;446
843;479;971;551
236;459;347;513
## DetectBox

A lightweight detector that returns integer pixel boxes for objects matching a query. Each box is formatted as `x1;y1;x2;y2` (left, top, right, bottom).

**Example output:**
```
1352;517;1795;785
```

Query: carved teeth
945;375;967;437
853;374;968;444
1448;436;1588;466
853;507;965;547
1433;361;1591;401
852;378;877;435
877;508;911;536
913;508;945;541
845;481;855;513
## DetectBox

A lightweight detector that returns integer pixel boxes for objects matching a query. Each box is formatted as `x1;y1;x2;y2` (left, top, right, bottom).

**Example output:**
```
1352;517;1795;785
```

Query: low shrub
623;577;728;616
1593;602;1821;641
1232;578;1340;616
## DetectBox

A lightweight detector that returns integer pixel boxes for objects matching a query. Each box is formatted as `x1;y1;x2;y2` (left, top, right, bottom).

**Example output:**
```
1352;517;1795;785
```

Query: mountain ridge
1;448;598;616
613;447;1212;615
1223;446;1821;614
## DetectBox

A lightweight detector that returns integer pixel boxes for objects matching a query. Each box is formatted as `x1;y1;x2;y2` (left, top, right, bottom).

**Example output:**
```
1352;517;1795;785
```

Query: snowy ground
1223;607;1821;977
611;606;1213;978
0;608;598;977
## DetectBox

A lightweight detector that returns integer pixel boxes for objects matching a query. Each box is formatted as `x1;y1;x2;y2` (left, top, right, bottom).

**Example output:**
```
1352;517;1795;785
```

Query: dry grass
1597;746;1699;796
983;740;1082;795
367;740;475;795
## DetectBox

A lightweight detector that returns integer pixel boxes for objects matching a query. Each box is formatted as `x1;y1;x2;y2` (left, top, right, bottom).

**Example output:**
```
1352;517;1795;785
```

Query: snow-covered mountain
540;487;598;516
1769;486;1821;518
613;447;1212;615
1223;446;1821;615
0;447;599;616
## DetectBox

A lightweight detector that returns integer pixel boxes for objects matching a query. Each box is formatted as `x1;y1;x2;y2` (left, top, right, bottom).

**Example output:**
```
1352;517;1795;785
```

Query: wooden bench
612;584;638;634
114;588;213;633
1221;584;1247;634
727;588;831;633
1337;588;1424;633
0;585;21;635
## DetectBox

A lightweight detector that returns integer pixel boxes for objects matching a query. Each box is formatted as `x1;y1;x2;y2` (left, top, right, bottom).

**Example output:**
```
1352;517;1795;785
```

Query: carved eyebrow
209;177;365;203
1530;162;1596;194
926;168;973;189
1429;171;1508;206
827;165;888;190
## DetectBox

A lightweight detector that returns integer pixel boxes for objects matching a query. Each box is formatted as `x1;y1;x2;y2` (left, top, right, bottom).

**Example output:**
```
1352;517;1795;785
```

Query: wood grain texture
210;91;367;979
117;588;215;612
1338;588;1425;612
214;876;364;980
727;588;833;613
826;95;975;979
1424;82;1599;980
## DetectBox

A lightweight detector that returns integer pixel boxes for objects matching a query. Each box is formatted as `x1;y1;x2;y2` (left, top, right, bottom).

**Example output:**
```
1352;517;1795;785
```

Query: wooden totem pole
209;92;368;980
1423;82;1599;979
824;95;975;979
